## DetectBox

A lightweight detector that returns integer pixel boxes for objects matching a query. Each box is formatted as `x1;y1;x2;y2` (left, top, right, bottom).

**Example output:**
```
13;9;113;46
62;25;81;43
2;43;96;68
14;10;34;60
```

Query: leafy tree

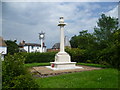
70;30;96;49
70;14;119;69
93;14;119;69
94;14;118;42
70;30;97;62
5;40;19;55
70;35;79;48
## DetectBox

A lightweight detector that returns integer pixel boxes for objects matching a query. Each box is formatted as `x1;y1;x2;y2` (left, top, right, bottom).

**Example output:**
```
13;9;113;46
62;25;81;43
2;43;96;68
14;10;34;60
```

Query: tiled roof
52;43;60;49
19;43;46;47
19;43;40;46
25;43;41;46
0;37;7;47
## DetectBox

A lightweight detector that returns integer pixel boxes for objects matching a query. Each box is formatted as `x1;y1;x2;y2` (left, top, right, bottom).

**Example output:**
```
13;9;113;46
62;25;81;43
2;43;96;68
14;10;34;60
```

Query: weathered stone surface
31;65;102;78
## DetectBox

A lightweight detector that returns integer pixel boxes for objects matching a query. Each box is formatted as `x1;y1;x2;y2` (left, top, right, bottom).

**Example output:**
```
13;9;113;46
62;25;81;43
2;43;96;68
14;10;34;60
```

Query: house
47;43;60;52
47;36;71;52
19;40;46;53
0;37;7;60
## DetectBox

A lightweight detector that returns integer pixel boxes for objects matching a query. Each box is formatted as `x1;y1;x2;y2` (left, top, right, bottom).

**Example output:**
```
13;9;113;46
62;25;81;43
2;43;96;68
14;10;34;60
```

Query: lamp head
39;32;45;39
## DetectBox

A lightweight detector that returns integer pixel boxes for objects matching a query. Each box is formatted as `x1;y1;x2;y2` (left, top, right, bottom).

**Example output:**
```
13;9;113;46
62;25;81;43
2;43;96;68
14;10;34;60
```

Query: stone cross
48;17;83;70
58;17;66;53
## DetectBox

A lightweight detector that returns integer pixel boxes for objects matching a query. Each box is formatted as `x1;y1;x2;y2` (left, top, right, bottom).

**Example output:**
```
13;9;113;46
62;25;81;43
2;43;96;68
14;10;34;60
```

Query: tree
69;14;120;68
94;14;118;42
93;14;119;69
70;30;96;49
5;40;19;55
70;35;79;48
70;30;97;62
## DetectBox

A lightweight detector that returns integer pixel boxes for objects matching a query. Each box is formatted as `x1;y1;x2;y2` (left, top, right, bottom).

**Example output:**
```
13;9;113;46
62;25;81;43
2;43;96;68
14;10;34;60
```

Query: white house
0;37;7;60
19;40;46;53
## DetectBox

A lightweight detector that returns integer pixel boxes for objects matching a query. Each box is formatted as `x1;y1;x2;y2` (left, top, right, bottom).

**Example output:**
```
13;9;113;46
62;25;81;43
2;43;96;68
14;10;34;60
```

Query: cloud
105;5;118;18
2;2;118;48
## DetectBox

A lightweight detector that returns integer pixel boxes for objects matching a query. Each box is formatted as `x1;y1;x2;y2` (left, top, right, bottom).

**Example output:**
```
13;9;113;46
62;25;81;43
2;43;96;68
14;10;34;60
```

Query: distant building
0;37;7;60
47;43;60;52
47;36;71;52
52;43;60;50
64;36;71;48
19;40;46;53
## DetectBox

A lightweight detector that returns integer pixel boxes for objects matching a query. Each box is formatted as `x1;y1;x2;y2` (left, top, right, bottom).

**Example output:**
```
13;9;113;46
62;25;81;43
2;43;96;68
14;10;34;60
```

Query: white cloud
105;5;118;18
2;0;120;2
2;2;117;48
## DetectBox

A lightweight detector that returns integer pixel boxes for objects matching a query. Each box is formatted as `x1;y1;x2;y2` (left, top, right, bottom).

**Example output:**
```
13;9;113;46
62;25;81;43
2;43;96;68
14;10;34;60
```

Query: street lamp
39;32;45;52
39;32;45;40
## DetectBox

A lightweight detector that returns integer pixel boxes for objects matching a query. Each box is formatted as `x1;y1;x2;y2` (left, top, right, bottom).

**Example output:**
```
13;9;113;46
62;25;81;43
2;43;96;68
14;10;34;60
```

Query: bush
24;52;57;63
66;48;86;62
22;49;87;63
11;74;38;88
5;40;19;55
86;60;92;63
97;45;119;69
2;53;39;89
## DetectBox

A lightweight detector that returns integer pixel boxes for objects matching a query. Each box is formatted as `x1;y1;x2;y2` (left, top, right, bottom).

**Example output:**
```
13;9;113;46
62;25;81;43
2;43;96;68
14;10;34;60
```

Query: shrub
24;52;57;63
86;60;92;63
11;74;38;88
2;53;39;89
97;45;119;69
66;48;86;62
5;40;19;55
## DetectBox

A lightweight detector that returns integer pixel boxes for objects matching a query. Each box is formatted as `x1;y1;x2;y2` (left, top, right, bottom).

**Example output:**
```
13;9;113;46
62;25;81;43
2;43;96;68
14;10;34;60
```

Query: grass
77;63;111;68
35;68;118;88
25;62;50;67
25;62;109;68
25;62;118;88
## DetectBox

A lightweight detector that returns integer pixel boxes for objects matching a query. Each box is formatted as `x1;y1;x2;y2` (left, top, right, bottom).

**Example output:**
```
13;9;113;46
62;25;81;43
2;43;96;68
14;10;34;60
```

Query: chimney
20;40;25;45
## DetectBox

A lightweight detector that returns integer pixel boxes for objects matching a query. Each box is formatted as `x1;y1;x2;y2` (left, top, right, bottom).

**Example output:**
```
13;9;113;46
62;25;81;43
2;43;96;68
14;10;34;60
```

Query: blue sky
1;2;118;48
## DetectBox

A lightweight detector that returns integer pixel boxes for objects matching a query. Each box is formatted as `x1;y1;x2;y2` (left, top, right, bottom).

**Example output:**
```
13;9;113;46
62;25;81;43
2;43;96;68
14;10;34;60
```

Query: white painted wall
0;46;7;61
0;46;7;54
24;46;29;52
23;46;46;53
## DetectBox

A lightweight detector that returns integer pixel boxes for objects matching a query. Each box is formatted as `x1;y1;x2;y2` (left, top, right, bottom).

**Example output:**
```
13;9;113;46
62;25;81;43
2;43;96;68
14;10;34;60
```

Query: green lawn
35;68;118;88
25;62;109;68
77;63;110;68
25;62;50;67
25;63;118;88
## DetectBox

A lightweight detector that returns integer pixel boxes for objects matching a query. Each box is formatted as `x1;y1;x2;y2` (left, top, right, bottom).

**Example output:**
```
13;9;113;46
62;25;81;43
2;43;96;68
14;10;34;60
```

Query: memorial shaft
60;25;65;52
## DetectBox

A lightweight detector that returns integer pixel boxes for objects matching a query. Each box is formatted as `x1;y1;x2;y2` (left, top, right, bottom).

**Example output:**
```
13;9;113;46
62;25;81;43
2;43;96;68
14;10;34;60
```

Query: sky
1;1;119;48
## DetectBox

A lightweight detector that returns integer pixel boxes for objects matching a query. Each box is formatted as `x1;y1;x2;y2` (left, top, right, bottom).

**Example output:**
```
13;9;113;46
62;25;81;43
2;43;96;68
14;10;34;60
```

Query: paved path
30;65;102;78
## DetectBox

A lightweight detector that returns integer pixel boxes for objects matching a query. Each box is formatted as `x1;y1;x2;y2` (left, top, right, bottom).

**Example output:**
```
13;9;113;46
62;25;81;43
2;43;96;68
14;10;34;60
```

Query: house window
31;46;34;49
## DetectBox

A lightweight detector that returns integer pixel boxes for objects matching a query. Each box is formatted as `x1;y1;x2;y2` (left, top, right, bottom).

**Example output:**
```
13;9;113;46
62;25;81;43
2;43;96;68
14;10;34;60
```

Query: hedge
21;48;88;63
23;52;57;63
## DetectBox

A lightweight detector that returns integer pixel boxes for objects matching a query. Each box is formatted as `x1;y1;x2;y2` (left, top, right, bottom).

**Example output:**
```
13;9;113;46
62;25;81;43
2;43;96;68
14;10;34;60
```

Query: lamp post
39;32;45;52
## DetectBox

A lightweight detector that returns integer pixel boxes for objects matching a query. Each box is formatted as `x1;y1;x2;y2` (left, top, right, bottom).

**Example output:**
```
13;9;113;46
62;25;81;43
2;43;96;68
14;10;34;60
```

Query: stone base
55;52;70;62
46;62;83;70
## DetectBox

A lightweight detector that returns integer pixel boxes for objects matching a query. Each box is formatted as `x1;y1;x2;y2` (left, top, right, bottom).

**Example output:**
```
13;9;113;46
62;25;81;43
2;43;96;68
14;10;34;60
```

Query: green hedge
20;49;88;63
23;49;87;63
23;52;57;63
